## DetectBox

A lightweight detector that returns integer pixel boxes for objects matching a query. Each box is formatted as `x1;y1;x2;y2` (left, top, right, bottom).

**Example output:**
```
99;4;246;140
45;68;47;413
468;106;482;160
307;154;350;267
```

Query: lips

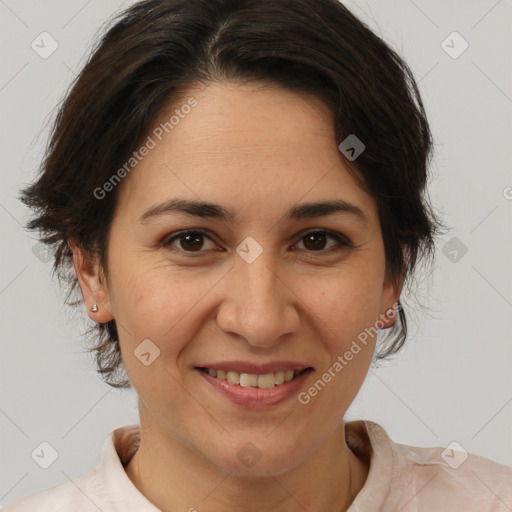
194;361;314;408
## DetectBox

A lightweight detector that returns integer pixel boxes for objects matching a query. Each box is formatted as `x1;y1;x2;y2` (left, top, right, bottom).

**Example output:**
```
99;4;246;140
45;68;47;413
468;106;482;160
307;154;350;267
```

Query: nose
215;248;301;348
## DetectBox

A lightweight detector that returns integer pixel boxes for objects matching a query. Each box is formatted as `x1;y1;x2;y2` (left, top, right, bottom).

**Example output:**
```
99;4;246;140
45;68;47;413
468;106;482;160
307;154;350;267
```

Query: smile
197;367;311;388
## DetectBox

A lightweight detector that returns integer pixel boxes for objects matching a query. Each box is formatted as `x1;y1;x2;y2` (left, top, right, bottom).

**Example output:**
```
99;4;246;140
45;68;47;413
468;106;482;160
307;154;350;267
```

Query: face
73;81;401;476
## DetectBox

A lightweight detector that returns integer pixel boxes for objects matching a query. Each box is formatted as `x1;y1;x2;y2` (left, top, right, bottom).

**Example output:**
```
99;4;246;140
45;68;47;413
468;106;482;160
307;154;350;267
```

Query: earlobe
380;300;399;329
68;238;114;323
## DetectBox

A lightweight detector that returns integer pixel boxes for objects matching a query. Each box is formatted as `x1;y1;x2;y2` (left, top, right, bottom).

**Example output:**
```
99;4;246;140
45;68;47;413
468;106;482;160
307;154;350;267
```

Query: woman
8;0;512;510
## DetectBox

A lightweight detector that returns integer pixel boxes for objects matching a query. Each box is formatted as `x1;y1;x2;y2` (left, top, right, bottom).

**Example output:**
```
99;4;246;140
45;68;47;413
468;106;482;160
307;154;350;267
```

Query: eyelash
161;229;353;256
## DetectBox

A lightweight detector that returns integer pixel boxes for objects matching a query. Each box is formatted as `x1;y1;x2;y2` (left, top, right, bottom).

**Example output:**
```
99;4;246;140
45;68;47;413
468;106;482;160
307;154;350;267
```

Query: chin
204;436;309;478
219;454;302;478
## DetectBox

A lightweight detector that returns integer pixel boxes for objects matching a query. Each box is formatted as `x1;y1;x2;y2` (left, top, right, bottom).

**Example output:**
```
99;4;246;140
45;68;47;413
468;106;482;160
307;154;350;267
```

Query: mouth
196;367;313;389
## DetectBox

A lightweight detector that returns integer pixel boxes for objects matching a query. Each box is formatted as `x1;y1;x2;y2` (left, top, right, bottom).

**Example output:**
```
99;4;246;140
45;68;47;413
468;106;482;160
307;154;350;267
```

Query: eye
163;230;216;253
294;230;352;253
162;229;352;255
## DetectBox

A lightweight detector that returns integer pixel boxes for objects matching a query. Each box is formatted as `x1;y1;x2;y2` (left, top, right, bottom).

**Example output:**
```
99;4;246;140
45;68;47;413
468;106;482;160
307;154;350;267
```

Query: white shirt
5;420;512;511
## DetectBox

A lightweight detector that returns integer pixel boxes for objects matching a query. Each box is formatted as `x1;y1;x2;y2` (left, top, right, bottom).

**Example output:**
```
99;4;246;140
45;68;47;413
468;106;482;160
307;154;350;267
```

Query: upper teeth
204;368;300;388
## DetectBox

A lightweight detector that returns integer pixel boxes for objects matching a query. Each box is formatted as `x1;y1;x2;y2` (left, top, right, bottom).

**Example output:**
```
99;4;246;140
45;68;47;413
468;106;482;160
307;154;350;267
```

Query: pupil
182;234;203;251
304;232;326;250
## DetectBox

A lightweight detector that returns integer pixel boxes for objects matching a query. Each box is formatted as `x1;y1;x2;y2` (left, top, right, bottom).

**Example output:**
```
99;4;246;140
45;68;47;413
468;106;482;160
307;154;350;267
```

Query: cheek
106;242;210;335
295;269;382;399
301;267;383;339
116;274;202;341
296;276;380;422
109;265;227;396
112;269;204;405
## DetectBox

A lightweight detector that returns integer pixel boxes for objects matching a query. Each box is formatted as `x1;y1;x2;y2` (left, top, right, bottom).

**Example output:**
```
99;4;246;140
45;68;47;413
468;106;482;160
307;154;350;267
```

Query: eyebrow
138;198;369;226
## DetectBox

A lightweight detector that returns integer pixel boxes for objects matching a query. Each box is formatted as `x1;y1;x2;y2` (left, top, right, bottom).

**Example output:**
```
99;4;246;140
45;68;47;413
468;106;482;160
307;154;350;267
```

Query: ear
378;249;408;329
68;238;114;323
378;276;403;329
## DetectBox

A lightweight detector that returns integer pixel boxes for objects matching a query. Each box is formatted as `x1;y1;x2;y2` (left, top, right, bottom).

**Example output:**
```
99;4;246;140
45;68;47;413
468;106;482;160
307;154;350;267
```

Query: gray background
1;0;511;507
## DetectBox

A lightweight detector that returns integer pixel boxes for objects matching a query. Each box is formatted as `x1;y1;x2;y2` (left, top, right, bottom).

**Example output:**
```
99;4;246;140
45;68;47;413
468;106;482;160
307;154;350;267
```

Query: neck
124;414;369;512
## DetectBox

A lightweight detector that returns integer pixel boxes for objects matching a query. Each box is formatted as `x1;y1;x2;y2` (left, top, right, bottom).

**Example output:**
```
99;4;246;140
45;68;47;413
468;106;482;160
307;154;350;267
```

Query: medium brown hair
19;0;444;389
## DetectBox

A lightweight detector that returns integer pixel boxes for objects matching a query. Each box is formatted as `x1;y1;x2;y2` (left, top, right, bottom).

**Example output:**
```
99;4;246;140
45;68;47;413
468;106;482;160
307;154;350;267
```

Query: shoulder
394;441;512;510
346;420;512;512
373;421;512;511
4;425;143;512
4;467;108;512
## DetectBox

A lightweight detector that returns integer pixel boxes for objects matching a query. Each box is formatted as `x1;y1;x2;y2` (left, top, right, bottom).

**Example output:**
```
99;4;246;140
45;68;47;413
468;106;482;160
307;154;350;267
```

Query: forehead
114;81;377;226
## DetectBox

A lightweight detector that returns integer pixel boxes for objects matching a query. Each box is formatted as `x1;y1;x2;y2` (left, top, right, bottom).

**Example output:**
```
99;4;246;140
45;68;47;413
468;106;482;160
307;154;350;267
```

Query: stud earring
90;304;98;312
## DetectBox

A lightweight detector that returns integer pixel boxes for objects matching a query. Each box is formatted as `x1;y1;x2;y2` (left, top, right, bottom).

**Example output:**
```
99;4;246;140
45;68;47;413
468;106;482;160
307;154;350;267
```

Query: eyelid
295;228;353;248
160;229;217;253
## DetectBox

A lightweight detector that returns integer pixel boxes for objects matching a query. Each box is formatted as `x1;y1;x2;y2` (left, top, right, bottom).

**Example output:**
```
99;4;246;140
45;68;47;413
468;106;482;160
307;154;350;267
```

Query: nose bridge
242;251;278;305
219;240;297;346
235;233;279;295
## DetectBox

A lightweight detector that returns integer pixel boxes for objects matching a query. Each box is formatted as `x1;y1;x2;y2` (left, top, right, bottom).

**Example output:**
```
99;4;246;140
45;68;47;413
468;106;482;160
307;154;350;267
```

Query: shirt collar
99;424;161;511
99;420;398;511
345;419;402;511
